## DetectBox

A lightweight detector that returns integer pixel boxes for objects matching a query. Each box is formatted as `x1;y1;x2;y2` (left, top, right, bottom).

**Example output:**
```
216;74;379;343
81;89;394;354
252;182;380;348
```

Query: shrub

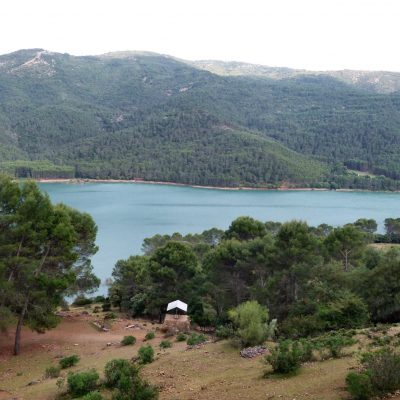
113;379;158;400
104;311;116;319
59;354;80;369
188;300;217;327
280;314;325;338
228;301;270;347
121;335;136;346
346;348;400;399
44;365;61;379
82;392;104;400
346;372;374;400
144;331;155;341
104;358;158;400
176;332;187;342
315;332;356;359
138;345;155;364
73;296;92;307
265;340;302;375
102;302;111;312
187;333;206;346
318;292;370;330
93;295;106;303
215;324;235;340
104;359;136;388
67;370;99;397
159;340;172;349
362;348;400;393
298;338;314;362
130;380;159;400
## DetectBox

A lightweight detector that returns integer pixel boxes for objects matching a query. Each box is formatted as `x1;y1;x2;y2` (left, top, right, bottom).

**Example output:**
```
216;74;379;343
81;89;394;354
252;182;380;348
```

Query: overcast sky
1;0;399;71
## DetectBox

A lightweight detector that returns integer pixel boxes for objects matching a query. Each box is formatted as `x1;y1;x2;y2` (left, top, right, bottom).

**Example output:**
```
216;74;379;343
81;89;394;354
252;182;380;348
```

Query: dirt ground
0;308;166;399
2;309;400;400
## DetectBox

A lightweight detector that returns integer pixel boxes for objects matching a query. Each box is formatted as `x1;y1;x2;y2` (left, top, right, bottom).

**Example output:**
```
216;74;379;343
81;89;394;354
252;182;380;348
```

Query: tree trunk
14;247;49;355
14;296;29;356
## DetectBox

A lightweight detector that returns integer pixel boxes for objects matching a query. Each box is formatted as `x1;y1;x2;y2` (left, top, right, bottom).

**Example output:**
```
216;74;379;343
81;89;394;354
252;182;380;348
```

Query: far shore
31;178;400;193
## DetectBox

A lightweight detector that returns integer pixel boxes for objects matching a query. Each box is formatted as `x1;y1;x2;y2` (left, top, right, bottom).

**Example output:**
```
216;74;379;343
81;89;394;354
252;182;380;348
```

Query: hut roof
167;300;188;313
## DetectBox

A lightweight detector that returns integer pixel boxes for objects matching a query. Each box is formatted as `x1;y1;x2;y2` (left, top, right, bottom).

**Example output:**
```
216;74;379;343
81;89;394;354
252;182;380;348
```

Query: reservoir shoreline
33;178;396;193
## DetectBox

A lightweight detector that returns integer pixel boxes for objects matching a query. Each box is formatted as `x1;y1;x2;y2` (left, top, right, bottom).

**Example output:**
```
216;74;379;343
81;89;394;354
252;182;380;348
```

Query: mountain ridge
2;48;400;93
0;49;400;189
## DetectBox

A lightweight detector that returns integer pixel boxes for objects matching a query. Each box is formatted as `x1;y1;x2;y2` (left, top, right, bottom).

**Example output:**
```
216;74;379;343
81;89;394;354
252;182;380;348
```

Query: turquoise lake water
39;183;400;291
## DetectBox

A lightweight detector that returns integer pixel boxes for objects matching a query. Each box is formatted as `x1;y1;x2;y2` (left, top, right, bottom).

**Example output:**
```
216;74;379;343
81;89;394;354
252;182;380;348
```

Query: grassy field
1;307;400;400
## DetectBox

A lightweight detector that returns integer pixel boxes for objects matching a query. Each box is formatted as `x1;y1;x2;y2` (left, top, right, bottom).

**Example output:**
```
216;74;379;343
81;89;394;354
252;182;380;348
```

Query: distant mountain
191;60;400;94
0;49;400;189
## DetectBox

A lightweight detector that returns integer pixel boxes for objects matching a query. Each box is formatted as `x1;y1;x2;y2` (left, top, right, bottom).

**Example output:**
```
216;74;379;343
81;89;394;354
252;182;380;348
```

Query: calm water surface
39;183;400;291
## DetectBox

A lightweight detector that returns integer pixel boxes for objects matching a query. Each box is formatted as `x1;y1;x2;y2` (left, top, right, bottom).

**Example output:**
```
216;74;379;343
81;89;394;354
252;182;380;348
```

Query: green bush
144;331;155;341
102;302;111;312
318;292;370;330
93;295;106;303
298;338;314;362
104;358;158;400
346;348;400;399
67;370;99;397
265;340;303;375
121;335;136;346
44;365;61;379
82;392;104;400
228;301;270;347
315;332;356;359
215;324;235;340
346;372;373;400
159;340;172;349
138;345;155;364
104;359;136;388
113;379;159;400
176;332;187;342
362;348;400;393
187;333;206;346
280;314;325;338
73;296;93;307
59;354;80;369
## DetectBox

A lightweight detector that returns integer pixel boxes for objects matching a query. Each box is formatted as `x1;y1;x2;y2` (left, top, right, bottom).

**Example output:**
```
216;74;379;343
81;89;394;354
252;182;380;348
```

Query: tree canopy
0;176;99;354
109;215;400;337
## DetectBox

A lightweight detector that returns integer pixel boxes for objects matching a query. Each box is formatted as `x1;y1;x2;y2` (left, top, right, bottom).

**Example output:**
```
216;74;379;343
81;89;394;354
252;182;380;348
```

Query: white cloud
1;0;399;71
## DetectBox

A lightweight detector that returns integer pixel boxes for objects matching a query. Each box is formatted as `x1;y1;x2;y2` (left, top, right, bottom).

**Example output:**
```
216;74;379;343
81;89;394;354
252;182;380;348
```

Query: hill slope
0;49;400;188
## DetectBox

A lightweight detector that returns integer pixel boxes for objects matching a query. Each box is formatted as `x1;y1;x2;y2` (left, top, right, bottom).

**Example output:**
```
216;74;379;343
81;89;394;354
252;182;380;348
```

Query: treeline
0;161;74;179
109;216;400;336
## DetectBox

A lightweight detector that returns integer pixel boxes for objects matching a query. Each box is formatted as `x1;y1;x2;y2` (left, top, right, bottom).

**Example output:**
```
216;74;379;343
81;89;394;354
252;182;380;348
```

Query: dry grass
2;309;400;400
369;243;400;251
143;341;353;400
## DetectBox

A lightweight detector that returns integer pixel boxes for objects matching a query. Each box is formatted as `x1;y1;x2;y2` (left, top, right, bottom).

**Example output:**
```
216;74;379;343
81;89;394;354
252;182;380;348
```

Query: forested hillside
1;49;400;188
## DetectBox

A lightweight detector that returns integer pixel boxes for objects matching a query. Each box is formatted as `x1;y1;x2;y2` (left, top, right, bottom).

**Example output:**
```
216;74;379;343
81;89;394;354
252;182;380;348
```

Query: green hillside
1;49;400;188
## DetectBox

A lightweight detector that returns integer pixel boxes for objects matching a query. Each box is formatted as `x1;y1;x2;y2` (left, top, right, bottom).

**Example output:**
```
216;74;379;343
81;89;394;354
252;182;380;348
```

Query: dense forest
1;49;400;189
109;215;400;332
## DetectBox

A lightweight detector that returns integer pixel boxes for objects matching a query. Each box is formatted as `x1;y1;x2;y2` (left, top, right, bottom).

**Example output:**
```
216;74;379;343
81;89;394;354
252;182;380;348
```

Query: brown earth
2;309;400;400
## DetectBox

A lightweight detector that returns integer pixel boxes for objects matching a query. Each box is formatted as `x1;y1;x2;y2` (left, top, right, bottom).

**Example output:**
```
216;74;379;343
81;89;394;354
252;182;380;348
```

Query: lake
39;183;400;292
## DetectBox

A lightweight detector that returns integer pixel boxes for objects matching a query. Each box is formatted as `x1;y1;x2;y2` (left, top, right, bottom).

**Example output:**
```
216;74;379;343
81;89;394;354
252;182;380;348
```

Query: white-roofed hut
163;299;190;332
